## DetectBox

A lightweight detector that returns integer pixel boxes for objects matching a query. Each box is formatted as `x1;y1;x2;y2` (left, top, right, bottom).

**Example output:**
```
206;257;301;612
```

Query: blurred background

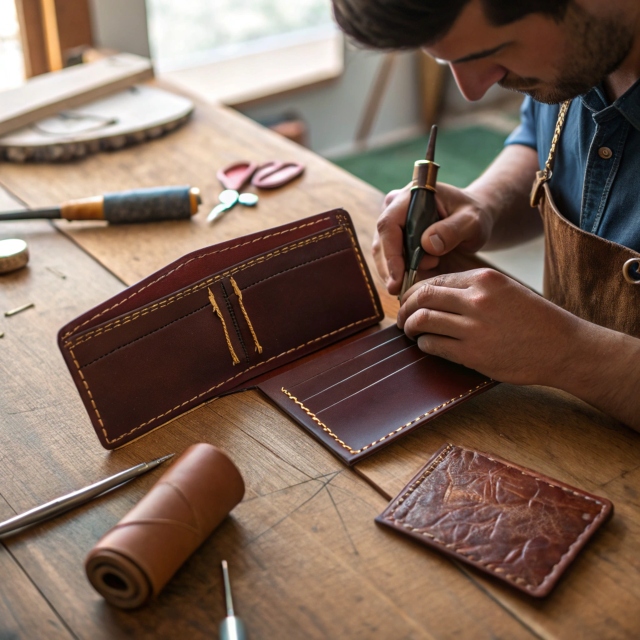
0;0;541;289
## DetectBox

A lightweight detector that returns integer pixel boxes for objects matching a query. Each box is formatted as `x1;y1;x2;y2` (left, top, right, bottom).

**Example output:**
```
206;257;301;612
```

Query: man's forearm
465;144;542;250
548;320;640;432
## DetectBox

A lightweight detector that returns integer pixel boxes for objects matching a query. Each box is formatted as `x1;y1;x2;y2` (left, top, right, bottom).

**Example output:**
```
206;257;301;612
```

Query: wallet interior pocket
59;210;383;449
259;325;496;465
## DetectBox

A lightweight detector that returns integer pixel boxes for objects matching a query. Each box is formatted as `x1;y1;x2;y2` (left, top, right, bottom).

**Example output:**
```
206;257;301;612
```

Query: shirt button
598;146;613;159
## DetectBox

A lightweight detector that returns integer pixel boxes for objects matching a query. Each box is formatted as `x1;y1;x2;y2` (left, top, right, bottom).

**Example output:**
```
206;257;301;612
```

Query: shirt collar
579;77;640;131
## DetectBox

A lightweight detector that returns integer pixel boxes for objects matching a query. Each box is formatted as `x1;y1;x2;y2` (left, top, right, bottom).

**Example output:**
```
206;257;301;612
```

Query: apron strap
530;100;571;207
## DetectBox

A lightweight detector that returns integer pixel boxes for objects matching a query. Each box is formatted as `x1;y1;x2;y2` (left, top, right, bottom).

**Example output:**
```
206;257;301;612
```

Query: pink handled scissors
207;160;305;223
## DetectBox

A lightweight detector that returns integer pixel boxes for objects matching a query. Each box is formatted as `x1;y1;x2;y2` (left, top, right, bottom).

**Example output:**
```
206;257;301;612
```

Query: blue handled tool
0;186;201;224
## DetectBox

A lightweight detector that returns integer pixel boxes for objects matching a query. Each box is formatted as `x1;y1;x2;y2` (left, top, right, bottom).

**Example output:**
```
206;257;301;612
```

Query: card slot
304;346;427;412
306;355;491;454
281;329;406;393
59;213;342;338
303;344;419;405
65;227;357;364
316;354;429;415
290;332;411;400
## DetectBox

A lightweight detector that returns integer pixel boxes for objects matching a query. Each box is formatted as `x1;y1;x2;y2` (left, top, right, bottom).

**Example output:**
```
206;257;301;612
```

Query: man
331;0;640;430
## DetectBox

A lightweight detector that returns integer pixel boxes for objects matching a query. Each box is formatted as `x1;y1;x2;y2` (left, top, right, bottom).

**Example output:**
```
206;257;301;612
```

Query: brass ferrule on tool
411;159;440;192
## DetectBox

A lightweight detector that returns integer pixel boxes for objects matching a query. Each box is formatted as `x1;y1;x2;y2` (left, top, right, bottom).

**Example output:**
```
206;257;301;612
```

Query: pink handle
216;161;258;191
251;161;305;189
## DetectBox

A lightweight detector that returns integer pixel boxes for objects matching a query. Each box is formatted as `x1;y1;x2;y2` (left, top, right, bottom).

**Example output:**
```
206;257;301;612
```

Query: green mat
334;126;509;194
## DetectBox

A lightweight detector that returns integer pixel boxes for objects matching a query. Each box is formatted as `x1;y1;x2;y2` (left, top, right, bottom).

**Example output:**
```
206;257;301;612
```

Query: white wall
240;45;423;157
88;0;150;58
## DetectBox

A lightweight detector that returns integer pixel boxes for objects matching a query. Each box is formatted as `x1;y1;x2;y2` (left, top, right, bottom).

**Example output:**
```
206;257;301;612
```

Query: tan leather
85;444;245;609
539;183;640;337
377;444;613;597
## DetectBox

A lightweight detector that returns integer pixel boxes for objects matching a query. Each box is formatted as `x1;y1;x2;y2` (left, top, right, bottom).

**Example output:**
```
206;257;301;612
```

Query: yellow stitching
385;444;609;591
61;217;333;340
281;389;355;452
208;288;240;365
64;226;345;350
69;348;108;442
73;314;378;444
279;382;493;455
62;216;331;340
230;277;263;354
336;212;382;317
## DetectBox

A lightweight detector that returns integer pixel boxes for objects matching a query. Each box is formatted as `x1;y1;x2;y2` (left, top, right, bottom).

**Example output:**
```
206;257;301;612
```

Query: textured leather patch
376;444;613;597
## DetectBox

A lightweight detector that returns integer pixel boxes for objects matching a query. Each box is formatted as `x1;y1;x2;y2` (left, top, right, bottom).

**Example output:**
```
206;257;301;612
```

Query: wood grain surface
1;86;638;639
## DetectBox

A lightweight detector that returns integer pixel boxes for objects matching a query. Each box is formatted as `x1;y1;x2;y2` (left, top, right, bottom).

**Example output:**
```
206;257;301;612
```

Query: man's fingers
376;186;412;293
399;269;485;304
383;187;404;208
375;215;404;292
397;278;471;328
422;212;483;255
416;334;463;364
403;307;468;340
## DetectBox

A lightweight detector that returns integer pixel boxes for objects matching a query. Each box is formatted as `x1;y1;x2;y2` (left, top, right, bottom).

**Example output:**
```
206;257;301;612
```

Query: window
146;0;334;72
0;0;25;90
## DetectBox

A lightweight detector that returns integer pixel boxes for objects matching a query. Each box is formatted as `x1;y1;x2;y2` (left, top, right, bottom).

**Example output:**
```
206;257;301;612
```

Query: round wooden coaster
0;85;194;163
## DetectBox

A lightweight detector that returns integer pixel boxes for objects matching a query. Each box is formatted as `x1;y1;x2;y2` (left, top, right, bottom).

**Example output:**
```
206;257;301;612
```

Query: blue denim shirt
505;79;640;252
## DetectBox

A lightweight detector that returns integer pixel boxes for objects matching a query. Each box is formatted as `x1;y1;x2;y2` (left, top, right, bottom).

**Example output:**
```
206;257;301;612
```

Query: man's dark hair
332;0;571;49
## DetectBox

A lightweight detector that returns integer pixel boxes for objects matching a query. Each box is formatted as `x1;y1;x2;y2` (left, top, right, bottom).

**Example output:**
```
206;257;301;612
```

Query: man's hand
373;182;493;295
372;144;542;295
396;268;580;385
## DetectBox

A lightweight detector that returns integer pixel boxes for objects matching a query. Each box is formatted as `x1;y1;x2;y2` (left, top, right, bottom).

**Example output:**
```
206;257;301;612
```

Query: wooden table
0;89;638;640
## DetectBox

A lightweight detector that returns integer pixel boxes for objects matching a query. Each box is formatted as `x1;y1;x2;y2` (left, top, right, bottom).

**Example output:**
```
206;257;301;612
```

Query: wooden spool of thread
85;443;245;609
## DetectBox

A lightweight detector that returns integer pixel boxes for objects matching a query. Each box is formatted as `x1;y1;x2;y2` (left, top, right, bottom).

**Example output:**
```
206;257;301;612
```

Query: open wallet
58;210;496;463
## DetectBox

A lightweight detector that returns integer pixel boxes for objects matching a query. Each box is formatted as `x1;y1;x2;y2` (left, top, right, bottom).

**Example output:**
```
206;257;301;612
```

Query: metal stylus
220;560;248;640
0;453;174;536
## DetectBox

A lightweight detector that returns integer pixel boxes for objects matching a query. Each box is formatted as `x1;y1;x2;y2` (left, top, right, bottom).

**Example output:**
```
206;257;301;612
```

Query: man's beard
499;4;633;104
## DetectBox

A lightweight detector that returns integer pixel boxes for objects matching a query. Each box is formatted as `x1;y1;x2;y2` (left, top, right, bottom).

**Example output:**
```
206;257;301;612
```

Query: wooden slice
0;85;194;162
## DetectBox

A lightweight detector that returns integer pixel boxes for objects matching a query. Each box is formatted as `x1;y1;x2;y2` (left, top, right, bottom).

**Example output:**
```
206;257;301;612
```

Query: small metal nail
5;302;35;317
46;266;67;279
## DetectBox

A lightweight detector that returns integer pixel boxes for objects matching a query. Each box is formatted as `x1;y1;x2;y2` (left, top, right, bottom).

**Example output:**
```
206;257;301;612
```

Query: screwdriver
400;125;441;298
0;185;201;224
220;560;247;640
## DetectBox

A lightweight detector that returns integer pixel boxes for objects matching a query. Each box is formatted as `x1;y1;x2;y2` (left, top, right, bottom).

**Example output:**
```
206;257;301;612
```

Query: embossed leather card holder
376;444;613;597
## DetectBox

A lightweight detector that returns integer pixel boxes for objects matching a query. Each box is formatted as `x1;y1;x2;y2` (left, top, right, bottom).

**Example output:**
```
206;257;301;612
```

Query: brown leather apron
530;100;640;338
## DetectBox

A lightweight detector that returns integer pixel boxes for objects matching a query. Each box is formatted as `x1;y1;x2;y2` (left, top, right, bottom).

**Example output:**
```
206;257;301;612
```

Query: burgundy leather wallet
58;210;495;460
376;444;613;597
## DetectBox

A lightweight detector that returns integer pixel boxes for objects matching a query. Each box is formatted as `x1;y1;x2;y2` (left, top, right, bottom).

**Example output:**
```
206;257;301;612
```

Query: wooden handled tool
0;186;201;224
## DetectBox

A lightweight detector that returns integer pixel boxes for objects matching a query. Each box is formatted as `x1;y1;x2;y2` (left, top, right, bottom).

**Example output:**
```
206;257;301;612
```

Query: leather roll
85;443;244;609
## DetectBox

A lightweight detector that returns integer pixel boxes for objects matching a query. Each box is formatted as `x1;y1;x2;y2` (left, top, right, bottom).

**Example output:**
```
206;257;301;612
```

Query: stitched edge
208;287;240;365
68;315;378;445
385;444;609;592
60;216;333;340
230;277;263;354
336;212;381;317
279;382;493;455
64;225;345;350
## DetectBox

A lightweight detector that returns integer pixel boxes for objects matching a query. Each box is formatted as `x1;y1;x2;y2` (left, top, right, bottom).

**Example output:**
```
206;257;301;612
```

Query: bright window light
147;0;334;71
0;0;25;90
